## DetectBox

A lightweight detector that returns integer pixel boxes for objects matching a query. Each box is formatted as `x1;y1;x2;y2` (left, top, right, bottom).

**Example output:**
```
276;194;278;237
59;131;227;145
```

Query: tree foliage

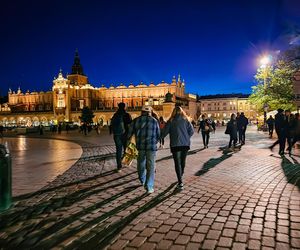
79;106;95;124
249;60;298;112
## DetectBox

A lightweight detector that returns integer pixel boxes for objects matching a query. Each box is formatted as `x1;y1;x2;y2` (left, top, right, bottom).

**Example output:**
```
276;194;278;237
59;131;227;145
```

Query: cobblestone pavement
0;126;300;249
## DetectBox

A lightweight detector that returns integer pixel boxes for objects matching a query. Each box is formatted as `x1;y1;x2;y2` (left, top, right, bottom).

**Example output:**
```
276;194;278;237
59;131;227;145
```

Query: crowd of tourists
268;109;300;156
110;102;282;194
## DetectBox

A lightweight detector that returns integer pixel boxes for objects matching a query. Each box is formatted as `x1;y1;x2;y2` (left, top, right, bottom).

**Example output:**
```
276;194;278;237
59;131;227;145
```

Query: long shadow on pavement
195;151;233;176
65;182;178;249
281;155;300;190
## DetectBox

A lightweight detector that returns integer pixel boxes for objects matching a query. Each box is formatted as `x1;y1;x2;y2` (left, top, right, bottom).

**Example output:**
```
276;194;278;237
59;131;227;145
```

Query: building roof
198;93;250;100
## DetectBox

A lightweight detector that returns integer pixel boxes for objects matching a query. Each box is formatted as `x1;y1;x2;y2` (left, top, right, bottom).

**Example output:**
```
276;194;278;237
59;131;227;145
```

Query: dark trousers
229;136;237;148
238;128;246;143
113;134;127;169
172;149;188;184
268;126;274;137
201;131;210;147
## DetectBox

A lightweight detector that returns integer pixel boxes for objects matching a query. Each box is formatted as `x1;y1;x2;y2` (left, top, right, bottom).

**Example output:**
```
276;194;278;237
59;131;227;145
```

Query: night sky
1;0;300;96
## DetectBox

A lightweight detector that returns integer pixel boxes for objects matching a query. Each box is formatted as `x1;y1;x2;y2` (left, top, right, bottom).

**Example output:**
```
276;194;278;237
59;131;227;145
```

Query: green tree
79;106;95;124
249;60;297;112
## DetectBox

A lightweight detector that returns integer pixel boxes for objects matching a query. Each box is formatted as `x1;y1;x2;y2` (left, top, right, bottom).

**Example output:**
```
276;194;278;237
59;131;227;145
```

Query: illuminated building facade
198;94;259;121
0;51;197;127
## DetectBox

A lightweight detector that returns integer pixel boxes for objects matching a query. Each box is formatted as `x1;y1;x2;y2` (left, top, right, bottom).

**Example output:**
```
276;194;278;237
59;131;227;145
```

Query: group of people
269;109;300;155
110;103;194;193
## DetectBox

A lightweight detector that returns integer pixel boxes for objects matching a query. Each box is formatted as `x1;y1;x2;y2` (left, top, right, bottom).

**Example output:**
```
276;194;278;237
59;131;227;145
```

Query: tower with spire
67;49;88;87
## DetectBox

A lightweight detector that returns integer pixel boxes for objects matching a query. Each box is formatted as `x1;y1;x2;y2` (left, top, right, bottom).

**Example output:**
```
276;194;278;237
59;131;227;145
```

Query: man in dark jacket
266;115;275;138
238;112;248;145
110;102;132;171
269;108;285;155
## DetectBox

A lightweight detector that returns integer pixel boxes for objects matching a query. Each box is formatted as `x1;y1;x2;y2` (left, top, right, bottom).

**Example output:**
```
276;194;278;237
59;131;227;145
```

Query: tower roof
71;49;84;75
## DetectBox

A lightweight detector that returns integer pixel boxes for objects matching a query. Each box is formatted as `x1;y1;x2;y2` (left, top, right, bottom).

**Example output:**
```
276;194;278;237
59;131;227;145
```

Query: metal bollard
0;144;12;211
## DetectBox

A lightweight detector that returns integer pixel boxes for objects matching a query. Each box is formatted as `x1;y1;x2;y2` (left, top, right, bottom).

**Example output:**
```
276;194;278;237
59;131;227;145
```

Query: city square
0;127;299;249
1;0;300;249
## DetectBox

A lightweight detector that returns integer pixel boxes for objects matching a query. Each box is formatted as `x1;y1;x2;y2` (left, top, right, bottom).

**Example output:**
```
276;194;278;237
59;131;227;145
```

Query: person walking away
198;114;215;148
158;117;166;148
236;112;242;144
239;112;248;145
266;115;275;138
285;110;293;155
269;109;285;155
226;113;238;149
0;124;4;137
66;123;70;134
127;106;160;194
111;102;132;171
162;106;194;190
289;113;300;152
39;124;44;135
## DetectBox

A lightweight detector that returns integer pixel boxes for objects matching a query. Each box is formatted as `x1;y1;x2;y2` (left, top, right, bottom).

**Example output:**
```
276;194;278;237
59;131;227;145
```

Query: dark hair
118;102;125;109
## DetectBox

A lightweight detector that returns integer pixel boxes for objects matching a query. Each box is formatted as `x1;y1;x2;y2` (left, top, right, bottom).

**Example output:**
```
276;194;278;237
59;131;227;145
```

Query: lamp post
259;55;271;128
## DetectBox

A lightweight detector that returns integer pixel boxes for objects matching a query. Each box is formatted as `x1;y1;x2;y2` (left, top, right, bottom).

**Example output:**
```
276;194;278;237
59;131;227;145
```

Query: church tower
67;49;88;86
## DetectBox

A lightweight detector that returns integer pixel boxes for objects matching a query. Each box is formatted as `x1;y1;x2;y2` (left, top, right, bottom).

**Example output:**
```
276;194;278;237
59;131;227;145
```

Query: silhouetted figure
290;113;300;152
198;114;215;148
238;112;248;145
269;109;285;155
162;106;194;190
0;125;4;137
111;102;132;171
66;124;70;134
158;116;166;148
39;124;44;135
266;115;275;138
58;123;62;134
226;113;238;148
285;110;293;155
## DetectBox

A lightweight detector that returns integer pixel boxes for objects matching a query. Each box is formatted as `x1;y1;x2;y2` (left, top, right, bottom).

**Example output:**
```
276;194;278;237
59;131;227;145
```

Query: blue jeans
137;150;156;191
114;135;126;169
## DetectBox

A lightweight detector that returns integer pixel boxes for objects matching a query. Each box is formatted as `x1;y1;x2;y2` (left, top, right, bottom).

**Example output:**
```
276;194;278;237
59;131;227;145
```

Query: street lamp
259;54;272;128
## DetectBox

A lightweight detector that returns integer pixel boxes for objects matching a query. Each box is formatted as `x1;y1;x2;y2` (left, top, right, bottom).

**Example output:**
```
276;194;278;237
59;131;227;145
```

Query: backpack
111;112;125;135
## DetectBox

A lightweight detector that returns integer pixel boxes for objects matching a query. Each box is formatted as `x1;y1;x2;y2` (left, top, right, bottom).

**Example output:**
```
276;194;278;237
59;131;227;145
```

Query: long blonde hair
168;106;189;122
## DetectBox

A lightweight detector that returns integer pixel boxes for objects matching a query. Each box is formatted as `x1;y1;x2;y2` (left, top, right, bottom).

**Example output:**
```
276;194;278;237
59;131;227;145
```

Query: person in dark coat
269;108;285;155
198;114;215;148
289;113;300;153
284;110;293;155
266;115;275;138
238;112;248;145
226;113;238;148
110;102;132;171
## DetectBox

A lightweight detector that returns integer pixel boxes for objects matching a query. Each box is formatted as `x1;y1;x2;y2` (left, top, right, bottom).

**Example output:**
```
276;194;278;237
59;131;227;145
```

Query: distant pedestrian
0;125;4;137
198;114;215;148
39;124;44;135
289;113;300;152
266;115;275;138
162;106;194;190
127;105;160;194
158;116;166;148
238;112;248;145
111;102;132;171
66;124;70;134
285;110;293;155
58;123;62;134
269;109;285;155
225;113;238;148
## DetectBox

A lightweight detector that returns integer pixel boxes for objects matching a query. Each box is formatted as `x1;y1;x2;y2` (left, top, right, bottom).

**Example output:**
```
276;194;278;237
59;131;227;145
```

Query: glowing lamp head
260;55;272;68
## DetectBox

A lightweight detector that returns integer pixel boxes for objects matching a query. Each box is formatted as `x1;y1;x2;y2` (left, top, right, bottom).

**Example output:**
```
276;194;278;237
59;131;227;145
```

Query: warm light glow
260;55;272;68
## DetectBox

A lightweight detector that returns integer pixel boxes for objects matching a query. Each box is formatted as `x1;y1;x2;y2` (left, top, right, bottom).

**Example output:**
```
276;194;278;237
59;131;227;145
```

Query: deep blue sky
1;0;300;96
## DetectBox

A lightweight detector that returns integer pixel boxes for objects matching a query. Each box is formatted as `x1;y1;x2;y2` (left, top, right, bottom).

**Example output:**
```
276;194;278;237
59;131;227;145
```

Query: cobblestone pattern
0;128;299;249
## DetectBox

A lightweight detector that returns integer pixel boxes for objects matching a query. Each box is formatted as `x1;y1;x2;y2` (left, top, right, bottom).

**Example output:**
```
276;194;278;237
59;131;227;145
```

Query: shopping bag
122;137;138;166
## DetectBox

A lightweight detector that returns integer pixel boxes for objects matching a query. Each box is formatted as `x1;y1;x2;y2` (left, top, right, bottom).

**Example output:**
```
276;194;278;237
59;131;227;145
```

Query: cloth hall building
0;51;198;127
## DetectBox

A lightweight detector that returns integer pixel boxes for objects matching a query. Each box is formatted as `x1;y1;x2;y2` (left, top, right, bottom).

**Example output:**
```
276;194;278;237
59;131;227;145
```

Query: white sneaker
147;188;154;194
